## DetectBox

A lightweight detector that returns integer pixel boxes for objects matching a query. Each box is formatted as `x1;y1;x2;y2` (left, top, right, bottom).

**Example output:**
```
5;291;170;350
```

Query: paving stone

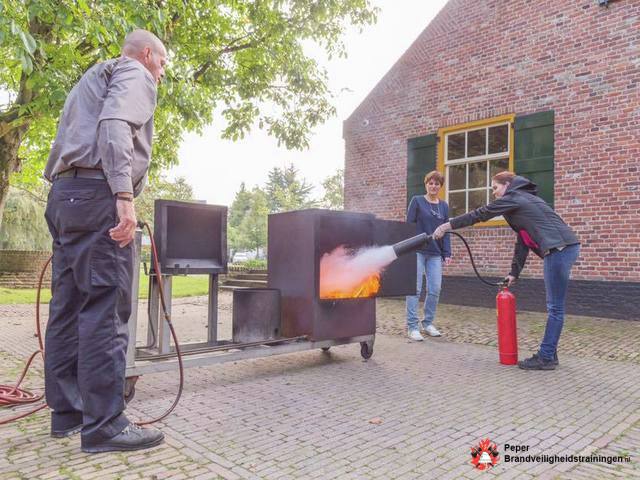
1;296;638;479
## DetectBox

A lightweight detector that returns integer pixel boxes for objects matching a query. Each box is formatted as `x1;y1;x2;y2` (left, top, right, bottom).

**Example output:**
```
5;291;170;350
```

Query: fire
319;244;394;300
320;273;381;299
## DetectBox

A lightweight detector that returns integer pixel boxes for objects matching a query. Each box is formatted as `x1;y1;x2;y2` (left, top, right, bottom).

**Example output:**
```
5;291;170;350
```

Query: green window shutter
514;110;554;207
406;134;437;207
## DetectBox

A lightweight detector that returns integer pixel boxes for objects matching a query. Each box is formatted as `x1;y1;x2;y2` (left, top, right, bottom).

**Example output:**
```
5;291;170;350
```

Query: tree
0;185;50;250
321;168;343;210
0;0;378;229
265;164;317;213
228;182;253;229
135;175;194;230
227;182;254;256
236;187;268;255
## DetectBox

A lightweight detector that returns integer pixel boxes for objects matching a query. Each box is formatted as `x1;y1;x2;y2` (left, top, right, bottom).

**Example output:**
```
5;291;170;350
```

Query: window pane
467;129;486;157
488;125;508;154
447;133;465;160
490;158;510;179
468;161;487;188
448;164;466;190
449;191;466;217
469;190;487;211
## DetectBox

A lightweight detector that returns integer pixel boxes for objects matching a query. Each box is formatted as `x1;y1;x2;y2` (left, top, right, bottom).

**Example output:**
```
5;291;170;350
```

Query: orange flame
320;273;381;299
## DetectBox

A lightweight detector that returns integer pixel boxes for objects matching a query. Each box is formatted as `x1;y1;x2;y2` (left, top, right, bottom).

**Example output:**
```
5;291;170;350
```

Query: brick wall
344;0;640;283
0;250;52;288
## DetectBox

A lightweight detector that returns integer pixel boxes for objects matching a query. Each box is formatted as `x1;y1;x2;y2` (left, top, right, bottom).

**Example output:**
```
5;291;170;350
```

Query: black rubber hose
135;221;185;426
446;231;506;287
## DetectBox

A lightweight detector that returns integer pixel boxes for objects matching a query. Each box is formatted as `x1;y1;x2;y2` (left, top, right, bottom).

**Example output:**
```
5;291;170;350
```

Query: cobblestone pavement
1;294;638;479
376;298;640;365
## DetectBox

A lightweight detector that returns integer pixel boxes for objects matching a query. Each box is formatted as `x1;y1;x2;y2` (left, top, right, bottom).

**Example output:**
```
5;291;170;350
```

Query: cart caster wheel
125;376;139;404
321;347;331;352
360;341;373;360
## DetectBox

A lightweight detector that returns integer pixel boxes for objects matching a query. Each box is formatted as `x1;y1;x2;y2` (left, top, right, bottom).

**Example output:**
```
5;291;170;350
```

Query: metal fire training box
124;207;416;387
153;199;227;275
268;209;416;341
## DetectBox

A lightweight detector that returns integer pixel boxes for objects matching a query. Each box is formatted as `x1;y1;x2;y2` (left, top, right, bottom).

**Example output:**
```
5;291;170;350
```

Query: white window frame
444;122;511;216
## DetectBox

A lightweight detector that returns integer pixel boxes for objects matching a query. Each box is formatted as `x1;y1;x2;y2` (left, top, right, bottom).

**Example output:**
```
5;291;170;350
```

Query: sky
169;0;450;206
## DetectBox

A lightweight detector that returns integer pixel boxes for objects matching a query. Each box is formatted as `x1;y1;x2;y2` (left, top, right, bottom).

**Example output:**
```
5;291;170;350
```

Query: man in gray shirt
43;29;166;453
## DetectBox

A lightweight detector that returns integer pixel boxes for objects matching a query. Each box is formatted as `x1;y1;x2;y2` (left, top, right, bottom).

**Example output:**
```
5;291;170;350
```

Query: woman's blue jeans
539;244;580;360
406;253;442;331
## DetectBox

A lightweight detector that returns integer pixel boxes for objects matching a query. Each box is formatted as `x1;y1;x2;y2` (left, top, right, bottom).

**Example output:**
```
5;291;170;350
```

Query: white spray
319;245;398;298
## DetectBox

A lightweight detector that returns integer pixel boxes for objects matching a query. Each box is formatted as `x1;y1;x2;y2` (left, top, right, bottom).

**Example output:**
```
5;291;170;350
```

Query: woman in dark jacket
433;171;580;370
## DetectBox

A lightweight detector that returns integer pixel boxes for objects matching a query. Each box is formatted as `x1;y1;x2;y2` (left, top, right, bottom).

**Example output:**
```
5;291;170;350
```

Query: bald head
122;29;165;56
122;29;167;84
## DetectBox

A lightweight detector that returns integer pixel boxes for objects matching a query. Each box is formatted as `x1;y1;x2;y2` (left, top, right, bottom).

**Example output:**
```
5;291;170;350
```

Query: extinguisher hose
447;231;506;288
0;221;184;427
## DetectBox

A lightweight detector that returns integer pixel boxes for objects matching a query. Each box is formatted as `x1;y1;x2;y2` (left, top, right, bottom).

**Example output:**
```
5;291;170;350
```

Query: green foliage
0;186;50;250
1;268;209;302
228;182;252;229
0;286;51;304
0;0;378;221
227;166;343;254
236;187;269;254
138;271;209;300
135;175;194;230
232;258;267;270
265;164;318;213
321;168;343;209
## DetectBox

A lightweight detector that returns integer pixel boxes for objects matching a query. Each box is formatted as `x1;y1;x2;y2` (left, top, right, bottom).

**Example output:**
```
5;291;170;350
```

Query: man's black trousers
44;177;133;446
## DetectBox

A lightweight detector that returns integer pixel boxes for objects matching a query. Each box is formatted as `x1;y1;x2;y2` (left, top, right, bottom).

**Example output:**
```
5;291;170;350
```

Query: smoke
319;245;397;297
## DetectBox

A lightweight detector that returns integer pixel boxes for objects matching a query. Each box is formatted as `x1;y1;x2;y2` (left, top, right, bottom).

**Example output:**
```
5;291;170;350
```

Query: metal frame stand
125;231;375;379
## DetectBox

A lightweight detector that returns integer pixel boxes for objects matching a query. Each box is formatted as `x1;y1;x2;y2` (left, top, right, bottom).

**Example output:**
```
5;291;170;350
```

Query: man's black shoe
51;424;83;438
81;424;164;453
518;353;556;370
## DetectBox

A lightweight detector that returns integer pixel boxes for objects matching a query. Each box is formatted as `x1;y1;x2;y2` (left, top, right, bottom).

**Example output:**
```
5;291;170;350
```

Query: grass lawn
0;271;210;305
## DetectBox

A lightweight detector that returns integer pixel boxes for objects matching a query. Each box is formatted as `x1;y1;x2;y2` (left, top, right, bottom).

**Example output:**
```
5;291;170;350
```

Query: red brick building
343;0;639;319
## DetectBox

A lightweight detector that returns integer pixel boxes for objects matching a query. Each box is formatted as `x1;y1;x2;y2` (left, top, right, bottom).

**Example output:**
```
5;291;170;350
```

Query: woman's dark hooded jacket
449;176;579;278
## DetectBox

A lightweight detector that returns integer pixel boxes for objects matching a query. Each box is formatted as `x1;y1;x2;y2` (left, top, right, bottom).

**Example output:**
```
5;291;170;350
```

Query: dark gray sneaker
532;352;559;366
81;424;164;453
518;353;556;370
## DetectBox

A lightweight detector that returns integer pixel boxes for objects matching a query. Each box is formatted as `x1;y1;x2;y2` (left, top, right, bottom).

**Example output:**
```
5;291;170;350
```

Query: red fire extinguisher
496;287;518;365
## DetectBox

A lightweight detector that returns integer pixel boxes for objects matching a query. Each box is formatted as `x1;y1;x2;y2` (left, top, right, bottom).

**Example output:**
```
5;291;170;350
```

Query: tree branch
193;30;272;82
0;109;30;139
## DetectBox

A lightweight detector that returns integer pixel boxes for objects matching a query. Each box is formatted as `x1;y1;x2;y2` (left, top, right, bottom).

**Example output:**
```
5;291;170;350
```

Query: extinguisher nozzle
392;233;432;257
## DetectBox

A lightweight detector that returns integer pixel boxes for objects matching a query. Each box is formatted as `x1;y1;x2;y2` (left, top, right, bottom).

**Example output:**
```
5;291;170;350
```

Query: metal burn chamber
153;199;227;274
268;209;417;341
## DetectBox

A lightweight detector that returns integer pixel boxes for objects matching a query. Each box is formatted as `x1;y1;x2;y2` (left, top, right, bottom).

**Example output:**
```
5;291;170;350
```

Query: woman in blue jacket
406;170;452;341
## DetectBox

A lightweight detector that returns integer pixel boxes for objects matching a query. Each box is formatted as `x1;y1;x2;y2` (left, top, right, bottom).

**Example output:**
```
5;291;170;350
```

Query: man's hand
433;222;452;240
504;275;517;287
110;197;137;247
444;256;452;266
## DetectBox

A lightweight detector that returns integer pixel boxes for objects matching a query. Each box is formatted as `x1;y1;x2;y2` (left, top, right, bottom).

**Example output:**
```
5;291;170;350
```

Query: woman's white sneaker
408;330;424;341
424;325;442;337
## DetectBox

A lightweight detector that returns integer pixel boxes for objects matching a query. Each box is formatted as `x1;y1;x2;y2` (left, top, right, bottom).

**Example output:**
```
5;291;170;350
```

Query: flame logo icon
470;438;500;470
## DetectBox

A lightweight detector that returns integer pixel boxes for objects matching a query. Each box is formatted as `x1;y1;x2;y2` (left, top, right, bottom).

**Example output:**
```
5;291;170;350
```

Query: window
442;119;513;218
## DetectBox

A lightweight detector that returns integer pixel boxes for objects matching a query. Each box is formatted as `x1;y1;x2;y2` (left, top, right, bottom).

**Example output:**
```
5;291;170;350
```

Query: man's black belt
55;167;106;180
